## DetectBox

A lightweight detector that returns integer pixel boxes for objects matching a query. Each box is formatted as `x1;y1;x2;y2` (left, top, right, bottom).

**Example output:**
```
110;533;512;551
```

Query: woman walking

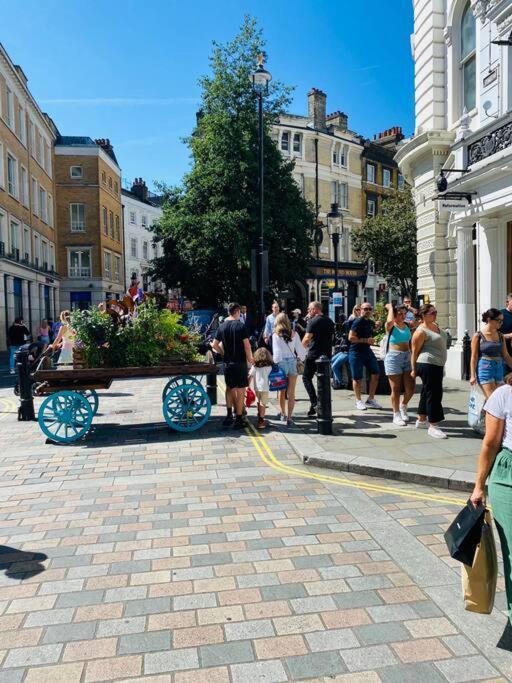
471;382;512;626
51;311;75;366
272;313;306;426
411;304;448;439
38;319;51;351
470;308;512;399
384;304;415;426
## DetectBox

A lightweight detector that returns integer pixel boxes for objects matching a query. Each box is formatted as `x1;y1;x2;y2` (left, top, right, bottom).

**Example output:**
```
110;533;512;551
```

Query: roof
121;188;165;208
55;136;96;146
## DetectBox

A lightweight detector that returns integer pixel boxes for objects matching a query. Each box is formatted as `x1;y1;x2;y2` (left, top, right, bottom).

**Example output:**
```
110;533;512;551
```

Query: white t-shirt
249;365;271;392
484;384;512;450
271;332;307;363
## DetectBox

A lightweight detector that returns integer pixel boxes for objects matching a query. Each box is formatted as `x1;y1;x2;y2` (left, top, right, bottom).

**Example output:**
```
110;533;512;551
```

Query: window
29;121;35;157
7;154;17;198
6;88;14;129
37;132;44;166
114;181;118;194
340;144;348;167
383;168;391;188
69;249;91;278
293;133;301;154
39;187;47;222
70;203;85;232
0;211;5;253
130;238;138;258
0;142;4;189
10;220;20;257
115;215;120;241
142;215;147;228
70;166;83;178
50;244;55;271
108;177;112;189
33;234;39;265
23;227;30;261
45;143;51;176
130;211;136;224
367;198;377;217
20;166;28;207
143;241;149;259
47;194;53;227
101;171;106;184
41;240;48;269
331;180;339;205
31;177;38;216
104;250;112;279
108;210;113;237
461;2;476;112
281;131;289;152
18;106;26;144
366;163;376;183
332;146;338;165
398;173;405;190
114;255;120;282
339;182;348;210
102;206;108;234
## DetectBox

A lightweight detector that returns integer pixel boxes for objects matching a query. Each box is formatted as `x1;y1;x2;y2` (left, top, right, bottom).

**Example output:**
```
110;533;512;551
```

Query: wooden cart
31;363;218;444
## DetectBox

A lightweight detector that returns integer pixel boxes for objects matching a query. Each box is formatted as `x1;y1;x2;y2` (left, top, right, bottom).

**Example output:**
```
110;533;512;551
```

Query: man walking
403;296;417;329
263;301;280;346
348;303;382;410
7;317;30;374
302;301;335;416
212;303;254;429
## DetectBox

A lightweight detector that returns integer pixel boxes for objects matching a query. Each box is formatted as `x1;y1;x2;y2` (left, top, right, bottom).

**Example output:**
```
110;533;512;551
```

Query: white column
456;225;475;340
478;218;506;314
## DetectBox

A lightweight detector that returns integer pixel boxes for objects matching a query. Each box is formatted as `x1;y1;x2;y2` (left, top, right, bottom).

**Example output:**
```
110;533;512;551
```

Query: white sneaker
280;414;287;423
428;425;447;439
366;398;383;409
393;413;406;427
400;405;409;422
355;400;367;410
415;420;429;429
9;369;15;375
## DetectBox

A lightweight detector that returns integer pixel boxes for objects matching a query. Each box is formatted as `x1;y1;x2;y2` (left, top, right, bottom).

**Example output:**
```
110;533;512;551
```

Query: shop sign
438;197;469;212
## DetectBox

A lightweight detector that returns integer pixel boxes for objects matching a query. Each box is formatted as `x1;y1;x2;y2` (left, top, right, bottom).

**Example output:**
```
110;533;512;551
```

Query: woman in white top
272;313;307;426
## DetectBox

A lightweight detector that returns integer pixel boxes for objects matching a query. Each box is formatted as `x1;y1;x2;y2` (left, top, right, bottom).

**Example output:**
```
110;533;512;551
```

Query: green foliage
151;16;314;307
373;297;388;343
351;188;417;299
71;300;201;368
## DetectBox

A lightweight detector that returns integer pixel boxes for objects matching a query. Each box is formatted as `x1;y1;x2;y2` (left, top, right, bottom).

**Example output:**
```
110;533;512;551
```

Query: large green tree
351;188;417;299
152;17;314;307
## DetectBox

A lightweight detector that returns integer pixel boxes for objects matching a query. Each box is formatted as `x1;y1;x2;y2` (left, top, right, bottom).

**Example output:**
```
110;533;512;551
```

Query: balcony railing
0;246;58;276
468;118;512;165
69;267;91;278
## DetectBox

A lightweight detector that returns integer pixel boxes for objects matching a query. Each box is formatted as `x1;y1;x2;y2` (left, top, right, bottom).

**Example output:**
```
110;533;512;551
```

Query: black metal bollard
16;346;36;421
462;330;471;380
316;355;333;435
206;370;217;406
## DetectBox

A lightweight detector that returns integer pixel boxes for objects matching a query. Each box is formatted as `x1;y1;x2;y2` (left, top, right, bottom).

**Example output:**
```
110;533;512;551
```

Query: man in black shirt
7;317;30;374
212;302;254;429
348;303;382;410
302;301;335;416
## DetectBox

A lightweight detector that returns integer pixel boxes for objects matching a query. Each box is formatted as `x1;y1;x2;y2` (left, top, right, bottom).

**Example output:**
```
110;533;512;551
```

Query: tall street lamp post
327;202;343;293
251;54;272;327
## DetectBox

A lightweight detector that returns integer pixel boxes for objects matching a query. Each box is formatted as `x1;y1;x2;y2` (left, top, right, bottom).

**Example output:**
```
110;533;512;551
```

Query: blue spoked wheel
38;391;93;443
161;375;202;402
162;381;211;432
78;390;99;416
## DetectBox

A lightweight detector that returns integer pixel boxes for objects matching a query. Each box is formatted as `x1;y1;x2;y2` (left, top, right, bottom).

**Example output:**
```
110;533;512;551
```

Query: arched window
461;1;476;112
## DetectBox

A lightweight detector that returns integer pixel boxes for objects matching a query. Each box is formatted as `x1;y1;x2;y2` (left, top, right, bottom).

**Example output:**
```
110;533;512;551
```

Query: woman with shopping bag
471;381;512;623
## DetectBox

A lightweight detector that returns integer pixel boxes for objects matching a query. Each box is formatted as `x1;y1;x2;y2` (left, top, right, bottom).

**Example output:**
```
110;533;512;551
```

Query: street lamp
251;53;272;327
327;202;343;292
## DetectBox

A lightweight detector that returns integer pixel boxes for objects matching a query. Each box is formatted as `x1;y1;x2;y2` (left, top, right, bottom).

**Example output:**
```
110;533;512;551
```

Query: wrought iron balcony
468;118;512;165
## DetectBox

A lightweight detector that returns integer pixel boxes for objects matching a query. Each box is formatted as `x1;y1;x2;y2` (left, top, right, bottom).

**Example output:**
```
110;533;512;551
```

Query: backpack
268;364;288;392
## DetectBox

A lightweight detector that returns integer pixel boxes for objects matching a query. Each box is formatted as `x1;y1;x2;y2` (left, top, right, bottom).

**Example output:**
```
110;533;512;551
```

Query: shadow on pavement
0;546;47;580
497;620;512;652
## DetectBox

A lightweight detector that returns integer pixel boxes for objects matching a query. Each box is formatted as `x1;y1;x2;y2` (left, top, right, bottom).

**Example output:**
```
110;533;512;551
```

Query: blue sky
2;0;414;191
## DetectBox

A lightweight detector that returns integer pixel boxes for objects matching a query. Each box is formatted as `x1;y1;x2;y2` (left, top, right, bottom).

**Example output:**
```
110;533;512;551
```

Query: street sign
332;291;343;306
438;197;469;212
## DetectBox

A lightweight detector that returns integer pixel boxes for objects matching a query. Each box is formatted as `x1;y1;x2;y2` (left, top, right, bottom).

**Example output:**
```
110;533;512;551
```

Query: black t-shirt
216;320;249;363
8;324;30;346
350;317;375;353
501;309;512;335
306;315;335;359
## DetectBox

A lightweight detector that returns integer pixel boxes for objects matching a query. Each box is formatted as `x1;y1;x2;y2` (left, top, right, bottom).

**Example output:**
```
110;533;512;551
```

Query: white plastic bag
468;386;486;435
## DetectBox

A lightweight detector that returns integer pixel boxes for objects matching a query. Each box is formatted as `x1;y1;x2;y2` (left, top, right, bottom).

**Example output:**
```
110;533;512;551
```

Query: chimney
326;110;348;131
373;126;404;147
131;177;148;203
95;138;114;156
307;88;327;129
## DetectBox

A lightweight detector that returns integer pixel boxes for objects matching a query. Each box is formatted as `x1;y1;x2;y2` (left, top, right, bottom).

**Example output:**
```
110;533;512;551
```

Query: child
249;347;273;430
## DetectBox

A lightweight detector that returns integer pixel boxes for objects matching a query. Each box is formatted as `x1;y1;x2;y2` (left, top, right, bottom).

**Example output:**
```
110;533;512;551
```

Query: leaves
351;188;417;298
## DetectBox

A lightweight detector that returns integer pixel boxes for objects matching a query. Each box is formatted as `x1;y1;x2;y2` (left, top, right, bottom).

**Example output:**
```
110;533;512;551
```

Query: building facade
274;89;404;313
0;43;59;352
54;137;124;310
396;0;512;377
122;178;163;293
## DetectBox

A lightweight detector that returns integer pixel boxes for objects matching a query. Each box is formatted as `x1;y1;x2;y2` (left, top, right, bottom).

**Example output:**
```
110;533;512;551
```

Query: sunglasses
361;307;373;311
491;318;504;323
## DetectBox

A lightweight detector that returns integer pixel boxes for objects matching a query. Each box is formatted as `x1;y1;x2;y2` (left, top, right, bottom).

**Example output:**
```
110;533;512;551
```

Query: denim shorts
348;349;379;381
278;357;298;377
477;358;504;385
384;350;412;376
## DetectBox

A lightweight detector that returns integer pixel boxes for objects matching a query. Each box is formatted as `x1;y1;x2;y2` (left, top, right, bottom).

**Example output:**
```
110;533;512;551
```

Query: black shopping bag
444;499;486;566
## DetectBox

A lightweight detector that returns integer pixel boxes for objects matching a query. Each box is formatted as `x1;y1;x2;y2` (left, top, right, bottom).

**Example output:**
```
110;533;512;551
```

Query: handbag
245;387;256;408
462;510;497;614
444;499;486;566
287;335;304;375
268;364;288;392
468;386;486;435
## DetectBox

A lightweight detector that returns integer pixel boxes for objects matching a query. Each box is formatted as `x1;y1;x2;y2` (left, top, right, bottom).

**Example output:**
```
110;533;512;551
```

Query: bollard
462;330;471;380
206;369;217;406
16;345;36;421
316;355;333;435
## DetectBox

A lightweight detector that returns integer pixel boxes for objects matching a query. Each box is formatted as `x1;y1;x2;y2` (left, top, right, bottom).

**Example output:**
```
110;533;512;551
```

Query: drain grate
114;409;134;414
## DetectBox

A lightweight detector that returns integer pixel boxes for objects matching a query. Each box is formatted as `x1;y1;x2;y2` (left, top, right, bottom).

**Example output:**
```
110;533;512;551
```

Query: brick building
0;43;59;352
54;137;124;310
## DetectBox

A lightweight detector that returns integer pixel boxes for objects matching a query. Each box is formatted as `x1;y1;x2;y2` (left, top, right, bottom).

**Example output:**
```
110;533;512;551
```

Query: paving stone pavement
0;376;510;682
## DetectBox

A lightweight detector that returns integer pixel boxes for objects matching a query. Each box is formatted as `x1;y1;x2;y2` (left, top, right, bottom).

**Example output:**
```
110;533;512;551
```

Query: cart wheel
162;381;211;432
162;375;202;402
78;390;99;416
38;391;93;444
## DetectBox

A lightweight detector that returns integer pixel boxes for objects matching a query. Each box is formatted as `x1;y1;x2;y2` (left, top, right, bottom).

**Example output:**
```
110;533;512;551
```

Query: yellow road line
0;397;17;420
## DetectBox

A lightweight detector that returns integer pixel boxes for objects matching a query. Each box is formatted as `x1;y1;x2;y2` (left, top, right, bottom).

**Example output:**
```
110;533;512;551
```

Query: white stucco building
122;178;163;293
396;0;512;377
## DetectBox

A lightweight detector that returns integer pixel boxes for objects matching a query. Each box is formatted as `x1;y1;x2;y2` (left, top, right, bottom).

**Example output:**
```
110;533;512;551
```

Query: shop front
307;260;367;320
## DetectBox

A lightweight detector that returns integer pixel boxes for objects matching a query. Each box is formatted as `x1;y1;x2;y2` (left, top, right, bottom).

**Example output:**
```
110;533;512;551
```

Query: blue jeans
9;345;21;371
331;351;348;384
